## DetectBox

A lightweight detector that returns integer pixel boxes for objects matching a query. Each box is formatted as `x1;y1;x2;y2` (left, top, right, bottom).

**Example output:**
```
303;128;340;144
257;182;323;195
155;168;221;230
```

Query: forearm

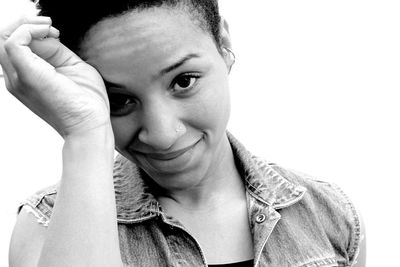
37;125;123;267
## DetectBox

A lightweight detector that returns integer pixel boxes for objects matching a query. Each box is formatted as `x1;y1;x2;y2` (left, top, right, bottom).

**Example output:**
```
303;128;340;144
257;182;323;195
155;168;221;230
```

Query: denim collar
113;132;306;223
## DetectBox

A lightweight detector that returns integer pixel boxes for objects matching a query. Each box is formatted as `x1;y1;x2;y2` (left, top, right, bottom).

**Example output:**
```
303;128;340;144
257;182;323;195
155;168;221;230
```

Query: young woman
1;0;365;266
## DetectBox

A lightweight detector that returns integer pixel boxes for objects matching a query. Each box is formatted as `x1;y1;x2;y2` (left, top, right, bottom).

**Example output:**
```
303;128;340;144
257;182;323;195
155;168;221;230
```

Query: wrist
63;123;115;152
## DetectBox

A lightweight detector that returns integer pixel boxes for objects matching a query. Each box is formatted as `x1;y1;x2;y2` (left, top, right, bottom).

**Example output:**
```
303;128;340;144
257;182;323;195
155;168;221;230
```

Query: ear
220;17;232;50
219;17;235;72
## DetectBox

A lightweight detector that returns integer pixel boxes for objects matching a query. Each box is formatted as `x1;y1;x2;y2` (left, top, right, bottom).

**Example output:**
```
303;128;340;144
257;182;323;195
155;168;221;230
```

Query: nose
138;99;186;151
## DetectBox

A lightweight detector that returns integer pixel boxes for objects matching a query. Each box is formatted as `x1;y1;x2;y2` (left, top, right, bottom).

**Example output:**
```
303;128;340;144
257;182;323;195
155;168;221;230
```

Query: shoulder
9;183;57;266
268;163;363;266
9;205;48;267
270;163;357;212
17;183;59;227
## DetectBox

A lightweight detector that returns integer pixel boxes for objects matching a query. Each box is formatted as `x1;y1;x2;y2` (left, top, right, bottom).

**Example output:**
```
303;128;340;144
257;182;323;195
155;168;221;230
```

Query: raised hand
0;16;111;138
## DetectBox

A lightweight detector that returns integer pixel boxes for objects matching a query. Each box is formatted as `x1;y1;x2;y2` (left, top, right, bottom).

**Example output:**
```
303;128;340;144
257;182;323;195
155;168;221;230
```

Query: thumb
30;37;84;69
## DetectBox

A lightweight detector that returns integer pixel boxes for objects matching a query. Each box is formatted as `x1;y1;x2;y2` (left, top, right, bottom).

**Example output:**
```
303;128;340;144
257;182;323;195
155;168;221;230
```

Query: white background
1;0;399;266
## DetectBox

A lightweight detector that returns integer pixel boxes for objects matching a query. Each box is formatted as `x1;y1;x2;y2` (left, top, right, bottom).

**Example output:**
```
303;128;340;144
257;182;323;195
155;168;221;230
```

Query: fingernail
36;16;52;24
48;26;60;38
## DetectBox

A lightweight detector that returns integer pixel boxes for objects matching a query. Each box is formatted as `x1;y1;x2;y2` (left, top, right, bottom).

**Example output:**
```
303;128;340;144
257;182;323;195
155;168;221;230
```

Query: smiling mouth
136;139;201;161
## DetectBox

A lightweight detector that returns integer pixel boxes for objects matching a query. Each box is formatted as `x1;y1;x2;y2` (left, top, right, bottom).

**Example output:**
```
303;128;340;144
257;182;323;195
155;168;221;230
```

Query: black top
208;259;254;267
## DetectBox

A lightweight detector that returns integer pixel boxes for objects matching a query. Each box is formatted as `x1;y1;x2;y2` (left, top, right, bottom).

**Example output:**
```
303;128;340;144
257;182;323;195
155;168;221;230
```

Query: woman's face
80;7;231;190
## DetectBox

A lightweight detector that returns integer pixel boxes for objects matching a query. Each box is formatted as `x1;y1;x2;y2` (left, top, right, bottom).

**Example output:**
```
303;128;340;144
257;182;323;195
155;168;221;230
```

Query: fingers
30;37;83;69
0;16;57;90
3;16;82;70
5;23;59;53
4;23;60;60
0;16;52;37
0;14;87;99
2;23;60;88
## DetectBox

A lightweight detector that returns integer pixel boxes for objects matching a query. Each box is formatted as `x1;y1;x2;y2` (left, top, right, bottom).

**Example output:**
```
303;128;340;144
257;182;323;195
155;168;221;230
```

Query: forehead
79;7;215;69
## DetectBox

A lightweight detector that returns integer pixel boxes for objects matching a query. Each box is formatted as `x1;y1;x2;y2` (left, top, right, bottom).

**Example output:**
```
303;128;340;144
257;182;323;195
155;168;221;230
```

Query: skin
81;8;237;205
2;6;365;267
79;8;254;263
2;16;122;267
79;8;367;265
1;7;252;265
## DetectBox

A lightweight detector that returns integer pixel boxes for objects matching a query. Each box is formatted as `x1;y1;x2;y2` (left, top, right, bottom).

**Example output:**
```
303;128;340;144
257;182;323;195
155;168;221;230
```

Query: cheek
188;78;230;132
111;117;137;150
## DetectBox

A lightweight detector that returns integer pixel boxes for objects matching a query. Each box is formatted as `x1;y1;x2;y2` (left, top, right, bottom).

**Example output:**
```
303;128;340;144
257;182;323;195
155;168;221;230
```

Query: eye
108;93;139;116
171;73;200;93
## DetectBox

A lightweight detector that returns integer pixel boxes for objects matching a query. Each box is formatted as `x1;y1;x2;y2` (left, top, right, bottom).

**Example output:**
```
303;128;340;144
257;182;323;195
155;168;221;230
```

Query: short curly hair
35;0;221;54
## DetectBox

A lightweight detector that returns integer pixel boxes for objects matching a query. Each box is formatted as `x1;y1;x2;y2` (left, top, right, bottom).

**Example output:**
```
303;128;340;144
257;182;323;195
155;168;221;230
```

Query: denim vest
19;133;361;267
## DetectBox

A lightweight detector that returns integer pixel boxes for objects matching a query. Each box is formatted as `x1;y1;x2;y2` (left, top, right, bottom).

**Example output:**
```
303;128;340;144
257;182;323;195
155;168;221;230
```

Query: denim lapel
113;132;307;223
227;132;306;209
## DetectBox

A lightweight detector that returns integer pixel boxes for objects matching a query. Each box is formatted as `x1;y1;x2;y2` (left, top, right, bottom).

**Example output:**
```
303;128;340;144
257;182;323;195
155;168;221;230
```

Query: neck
156;134;245;212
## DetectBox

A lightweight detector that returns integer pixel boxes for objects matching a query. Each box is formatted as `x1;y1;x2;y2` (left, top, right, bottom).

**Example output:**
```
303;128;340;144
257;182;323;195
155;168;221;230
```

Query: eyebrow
103;53;201;89
159;53;201;76
103;79;124;89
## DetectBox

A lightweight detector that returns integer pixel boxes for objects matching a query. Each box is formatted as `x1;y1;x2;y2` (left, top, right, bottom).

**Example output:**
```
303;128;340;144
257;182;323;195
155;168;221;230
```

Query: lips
133;139;201;161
